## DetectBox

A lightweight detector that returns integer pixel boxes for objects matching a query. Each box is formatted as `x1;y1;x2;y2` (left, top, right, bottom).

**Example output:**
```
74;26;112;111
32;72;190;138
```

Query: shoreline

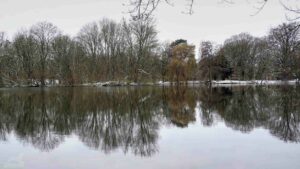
1;80;299;88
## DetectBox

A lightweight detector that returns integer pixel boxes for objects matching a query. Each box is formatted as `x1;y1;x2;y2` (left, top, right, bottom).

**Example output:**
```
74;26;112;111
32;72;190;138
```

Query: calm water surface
0;86;300;169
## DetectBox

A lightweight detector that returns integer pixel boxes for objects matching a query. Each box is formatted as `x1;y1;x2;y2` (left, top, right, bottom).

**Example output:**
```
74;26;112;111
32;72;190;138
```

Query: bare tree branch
183;0;195;15
126;0;180;20
251;0;268;16
126;0;300;20
280;0;300;21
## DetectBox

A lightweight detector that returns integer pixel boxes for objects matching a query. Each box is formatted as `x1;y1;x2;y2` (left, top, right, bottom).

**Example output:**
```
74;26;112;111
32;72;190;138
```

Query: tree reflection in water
0;86;299;156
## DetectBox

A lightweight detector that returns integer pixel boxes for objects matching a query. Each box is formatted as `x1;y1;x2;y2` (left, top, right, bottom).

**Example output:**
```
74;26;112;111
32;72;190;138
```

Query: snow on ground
156;80;299;86
212;80;299;85
4;79;299;88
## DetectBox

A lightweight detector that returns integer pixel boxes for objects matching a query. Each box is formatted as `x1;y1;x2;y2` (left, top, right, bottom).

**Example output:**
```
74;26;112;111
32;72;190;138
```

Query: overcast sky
0;0;292;47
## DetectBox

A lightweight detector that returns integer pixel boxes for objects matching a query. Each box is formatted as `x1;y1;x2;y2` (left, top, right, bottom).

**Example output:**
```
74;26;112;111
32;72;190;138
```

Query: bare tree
30;22;59;86
199;41;214;82
122;18;158;82
268;22;300;80
77;22;102;59
0;32;6;85
0;32;18;86
99;19;123;79
13;30;37;85
253;37;274;80
156;41;171;82
223;33;257;80
0;32;6;47
52;35;75;85
77;22;102;81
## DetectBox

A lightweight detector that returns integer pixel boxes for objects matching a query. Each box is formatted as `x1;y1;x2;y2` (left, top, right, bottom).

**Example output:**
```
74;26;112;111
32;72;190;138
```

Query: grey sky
0;0;291;48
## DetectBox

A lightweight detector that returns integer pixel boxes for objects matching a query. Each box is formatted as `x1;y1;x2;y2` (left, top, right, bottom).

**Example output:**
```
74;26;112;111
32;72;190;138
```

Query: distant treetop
170;39;187;47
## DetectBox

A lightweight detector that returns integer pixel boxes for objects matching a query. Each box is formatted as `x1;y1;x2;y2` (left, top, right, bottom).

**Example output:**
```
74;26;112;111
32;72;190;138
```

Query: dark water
0;86;300;169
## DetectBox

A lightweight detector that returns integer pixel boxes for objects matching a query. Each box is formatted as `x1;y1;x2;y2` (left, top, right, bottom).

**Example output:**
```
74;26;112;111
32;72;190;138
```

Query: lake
0;86;300;169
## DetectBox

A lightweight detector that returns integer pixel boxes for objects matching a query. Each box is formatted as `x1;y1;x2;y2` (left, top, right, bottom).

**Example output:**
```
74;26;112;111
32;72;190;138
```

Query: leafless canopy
127;0;300;20
126;0;193;20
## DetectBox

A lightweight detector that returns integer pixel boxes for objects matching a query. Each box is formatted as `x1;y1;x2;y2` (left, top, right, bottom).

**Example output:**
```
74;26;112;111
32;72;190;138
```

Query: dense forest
0;18;300;87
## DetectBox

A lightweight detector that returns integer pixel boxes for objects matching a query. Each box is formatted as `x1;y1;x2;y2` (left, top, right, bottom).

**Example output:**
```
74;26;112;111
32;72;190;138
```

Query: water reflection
0;86;299;156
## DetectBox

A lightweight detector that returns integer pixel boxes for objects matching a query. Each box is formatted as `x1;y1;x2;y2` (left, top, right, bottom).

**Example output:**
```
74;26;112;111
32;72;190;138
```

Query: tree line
0;19;299;87
0;18;161;86
198;22;300;81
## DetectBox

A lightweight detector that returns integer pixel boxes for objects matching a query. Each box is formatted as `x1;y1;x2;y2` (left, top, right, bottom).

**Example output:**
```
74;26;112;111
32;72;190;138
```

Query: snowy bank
82;80;299;87
2;79;299;88
212;80;299;85
81;81;153;87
